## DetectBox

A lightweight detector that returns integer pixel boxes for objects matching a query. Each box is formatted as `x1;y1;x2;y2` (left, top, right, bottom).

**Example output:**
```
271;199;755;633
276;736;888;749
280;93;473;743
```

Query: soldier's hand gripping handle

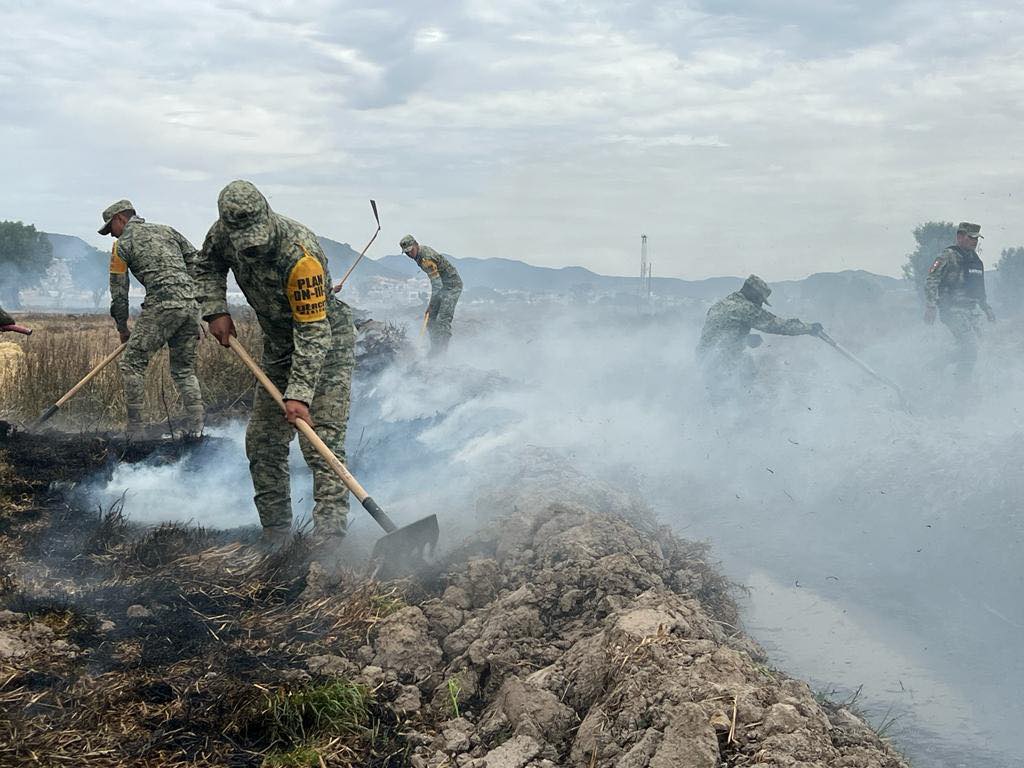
284;399;314;427
208;314;237;348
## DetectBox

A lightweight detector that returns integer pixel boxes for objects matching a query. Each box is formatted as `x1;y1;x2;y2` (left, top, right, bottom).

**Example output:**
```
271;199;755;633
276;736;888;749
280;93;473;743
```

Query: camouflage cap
956;222;983;239
218;180;273;251
399;234;417;253
97;199;135;235
741;274;772;305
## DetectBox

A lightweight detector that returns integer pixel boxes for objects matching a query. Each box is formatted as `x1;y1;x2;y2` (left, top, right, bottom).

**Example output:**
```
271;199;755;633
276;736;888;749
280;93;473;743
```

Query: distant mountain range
318;237;906;303
43;231;910;306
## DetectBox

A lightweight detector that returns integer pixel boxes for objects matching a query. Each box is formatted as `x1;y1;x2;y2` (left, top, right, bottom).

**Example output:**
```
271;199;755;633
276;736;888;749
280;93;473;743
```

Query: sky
1;0;1022;280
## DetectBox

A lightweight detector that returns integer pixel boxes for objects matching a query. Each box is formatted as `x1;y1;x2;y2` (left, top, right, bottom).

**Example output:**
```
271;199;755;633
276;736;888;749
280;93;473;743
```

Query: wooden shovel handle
56;342;128;408
227;336;397;531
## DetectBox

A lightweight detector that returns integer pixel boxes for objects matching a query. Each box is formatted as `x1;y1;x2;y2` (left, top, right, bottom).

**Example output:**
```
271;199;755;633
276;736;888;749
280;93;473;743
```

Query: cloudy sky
1;1;1021;280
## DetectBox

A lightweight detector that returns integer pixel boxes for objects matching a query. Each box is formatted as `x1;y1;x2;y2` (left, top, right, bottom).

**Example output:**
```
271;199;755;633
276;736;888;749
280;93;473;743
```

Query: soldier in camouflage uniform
195;181;355;547
400;235;462;355
924;222;995;380
697;275;822;401
99;199;204;436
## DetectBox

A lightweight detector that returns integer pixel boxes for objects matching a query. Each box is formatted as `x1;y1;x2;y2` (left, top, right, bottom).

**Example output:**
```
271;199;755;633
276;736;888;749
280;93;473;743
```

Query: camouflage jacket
414;245;463;295
109;216;198;329
924;245;990;311
195;213;351;404
697;292;813;359
0;304;13;327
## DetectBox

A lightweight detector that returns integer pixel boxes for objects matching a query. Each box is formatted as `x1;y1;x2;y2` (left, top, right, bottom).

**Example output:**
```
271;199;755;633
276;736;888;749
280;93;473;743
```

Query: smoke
84;286;1021;767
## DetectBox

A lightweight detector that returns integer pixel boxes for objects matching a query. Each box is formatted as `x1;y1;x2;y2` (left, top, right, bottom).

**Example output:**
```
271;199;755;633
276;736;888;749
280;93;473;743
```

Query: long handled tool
816;330;911;412
227;336;439;567
34;342;128;427
332;200;380;294
1;324;32;335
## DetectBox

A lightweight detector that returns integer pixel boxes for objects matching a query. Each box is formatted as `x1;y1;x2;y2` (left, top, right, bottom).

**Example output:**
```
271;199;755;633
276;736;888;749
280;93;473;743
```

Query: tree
902;221;956;303
0;220;53;308
54;236;111;308
995;246;1024;315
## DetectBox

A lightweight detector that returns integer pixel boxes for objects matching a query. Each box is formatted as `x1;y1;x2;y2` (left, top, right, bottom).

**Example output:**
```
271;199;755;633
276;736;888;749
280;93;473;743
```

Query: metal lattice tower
639;235;652;309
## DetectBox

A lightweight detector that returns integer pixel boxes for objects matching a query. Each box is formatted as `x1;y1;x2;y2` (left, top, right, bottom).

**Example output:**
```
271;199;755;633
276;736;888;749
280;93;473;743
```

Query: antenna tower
639;235;652;310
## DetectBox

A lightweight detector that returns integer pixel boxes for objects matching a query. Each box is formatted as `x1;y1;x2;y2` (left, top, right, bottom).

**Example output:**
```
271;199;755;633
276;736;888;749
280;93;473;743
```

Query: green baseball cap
957;222;983;239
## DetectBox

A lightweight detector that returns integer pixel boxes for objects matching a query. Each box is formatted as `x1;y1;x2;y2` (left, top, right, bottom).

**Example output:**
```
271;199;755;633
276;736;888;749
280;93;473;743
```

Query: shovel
227;336;439;569
815;330;911;412
34;342;128;427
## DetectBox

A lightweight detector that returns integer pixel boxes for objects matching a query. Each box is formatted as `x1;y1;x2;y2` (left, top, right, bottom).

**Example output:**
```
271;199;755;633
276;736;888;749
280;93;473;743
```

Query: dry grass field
0;312;263;430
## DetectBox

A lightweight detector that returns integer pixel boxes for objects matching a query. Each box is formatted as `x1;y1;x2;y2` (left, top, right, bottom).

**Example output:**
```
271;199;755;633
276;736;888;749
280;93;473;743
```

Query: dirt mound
366;503;908;768
0;429;908;767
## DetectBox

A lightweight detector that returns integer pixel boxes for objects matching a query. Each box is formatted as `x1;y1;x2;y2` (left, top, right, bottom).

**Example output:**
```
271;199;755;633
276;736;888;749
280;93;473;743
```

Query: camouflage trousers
427;286;461;355
700;351;755;406
118;302;203;423
939;306;981;379
246;319;355;534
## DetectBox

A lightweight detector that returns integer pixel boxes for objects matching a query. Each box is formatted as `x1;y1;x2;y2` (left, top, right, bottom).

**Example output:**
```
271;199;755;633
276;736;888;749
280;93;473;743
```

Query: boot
256;525;292;554
309;525;346;571
178;406;205;439
125;405;147;440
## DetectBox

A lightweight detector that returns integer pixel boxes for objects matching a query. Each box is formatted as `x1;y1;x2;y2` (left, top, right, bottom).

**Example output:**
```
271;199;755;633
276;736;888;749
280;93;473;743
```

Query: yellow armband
421;259;440;280
109;241;128;274
287;248;328;322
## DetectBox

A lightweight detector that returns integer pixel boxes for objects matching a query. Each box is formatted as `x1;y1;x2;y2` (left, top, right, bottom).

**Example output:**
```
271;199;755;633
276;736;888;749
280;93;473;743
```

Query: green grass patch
369;591;405;618
261;746;322;768
261;680;370;747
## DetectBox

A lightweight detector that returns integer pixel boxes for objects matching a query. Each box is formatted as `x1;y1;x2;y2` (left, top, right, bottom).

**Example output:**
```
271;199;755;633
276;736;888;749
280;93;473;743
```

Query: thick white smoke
85;285;1021;767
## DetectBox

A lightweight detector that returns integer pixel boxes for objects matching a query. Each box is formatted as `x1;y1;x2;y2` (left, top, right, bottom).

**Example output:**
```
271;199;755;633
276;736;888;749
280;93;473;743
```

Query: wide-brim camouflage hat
742;274;772;305
98;199;135;235
957;222;983;239
218;180;273;251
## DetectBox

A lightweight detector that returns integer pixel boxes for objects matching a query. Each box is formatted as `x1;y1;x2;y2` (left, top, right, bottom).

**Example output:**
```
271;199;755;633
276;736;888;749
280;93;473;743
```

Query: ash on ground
0;427;906;767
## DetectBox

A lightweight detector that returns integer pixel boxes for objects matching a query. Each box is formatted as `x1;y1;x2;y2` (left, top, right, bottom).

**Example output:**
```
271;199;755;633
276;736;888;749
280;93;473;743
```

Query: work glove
117;323;131;343
746;334;763;348
923;306;936;325
984;306;996;323
808;322;824;337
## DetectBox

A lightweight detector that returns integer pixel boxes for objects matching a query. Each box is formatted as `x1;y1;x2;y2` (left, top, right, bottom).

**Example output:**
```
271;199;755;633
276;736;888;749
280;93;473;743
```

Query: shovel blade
33;404;59;429
370;514;439;576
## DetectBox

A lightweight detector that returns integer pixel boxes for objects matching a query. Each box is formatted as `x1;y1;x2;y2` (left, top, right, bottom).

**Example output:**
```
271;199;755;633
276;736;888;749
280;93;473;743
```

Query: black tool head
370;514;439;577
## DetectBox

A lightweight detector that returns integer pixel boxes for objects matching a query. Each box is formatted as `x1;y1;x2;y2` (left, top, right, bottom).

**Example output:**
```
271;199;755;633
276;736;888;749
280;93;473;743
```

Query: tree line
0;220;108;308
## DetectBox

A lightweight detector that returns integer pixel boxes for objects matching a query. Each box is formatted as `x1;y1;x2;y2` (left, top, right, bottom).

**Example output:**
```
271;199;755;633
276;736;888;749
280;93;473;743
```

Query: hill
37;231;911;312
373;252;903;302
